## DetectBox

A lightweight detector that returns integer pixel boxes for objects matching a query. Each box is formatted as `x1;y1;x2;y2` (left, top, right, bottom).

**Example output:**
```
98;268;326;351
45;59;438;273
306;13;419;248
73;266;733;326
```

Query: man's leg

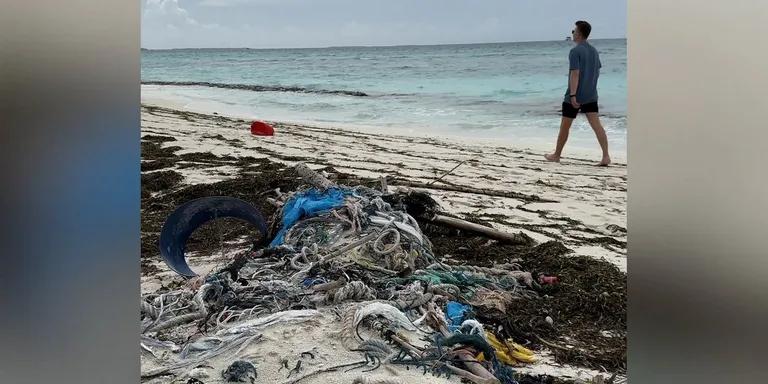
585;112;611;166
545;116;575;162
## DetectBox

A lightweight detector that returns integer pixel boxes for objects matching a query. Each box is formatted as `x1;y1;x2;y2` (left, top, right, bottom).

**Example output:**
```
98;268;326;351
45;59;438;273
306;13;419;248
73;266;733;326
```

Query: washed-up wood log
430;214;532;245
295;163;334;190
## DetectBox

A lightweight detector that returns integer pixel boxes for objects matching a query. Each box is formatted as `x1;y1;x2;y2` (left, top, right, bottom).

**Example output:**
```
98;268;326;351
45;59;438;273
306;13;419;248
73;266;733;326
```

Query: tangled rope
432;264;531;284
428;283;462;298
141;300;159;320
392;292;435;311
373;228;400;255
332;281;377;304
144;284;214;333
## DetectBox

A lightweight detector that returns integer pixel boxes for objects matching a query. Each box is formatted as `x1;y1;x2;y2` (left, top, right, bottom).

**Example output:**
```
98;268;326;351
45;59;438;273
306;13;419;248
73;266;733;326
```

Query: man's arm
569;69;580;107
568;48;581;107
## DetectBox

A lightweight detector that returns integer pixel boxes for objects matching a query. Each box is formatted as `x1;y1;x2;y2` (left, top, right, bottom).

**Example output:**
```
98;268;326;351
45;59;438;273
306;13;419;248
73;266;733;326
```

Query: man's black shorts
562;101;598;118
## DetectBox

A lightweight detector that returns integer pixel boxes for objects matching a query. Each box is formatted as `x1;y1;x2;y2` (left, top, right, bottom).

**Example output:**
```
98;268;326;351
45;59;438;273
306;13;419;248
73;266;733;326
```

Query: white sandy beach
140;101;627;384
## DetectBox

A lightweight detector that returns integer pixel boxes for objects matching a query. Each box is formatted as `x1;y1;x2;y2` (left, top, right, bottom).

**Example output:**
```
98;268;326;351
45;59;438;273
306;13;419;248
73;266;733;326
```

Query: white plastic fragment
353;302;417;332
216;309;321;336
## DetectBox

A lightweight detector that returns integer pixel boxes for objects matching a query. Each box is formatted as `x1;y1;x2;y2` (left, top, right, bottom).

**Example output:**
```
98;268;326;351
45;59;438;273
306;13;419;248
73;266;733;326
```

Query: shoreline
141;89;627;164
141;37;627;51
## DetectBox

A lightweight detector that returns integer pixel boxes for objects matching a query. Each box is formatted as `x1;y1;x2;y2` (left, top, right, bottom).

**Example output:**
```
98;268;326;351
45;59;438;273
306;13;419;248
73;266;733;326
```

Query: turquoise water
142;39;626;154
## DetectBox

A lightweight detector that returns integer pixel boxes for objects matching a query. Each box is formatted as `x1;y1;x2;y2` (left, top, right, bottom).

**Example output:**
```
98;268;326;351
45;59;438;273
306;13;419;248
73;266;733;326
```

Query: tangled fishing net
140;164;564;384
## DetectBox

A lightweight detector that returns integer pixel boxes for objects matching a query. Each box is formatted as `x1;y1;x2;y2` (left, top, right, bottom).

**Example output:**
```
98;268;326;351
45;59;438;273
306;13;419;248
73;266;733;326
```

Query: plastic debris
269;187;352;246
141;163;561;384
485;331;536;365
538;275;558;285
221;360;257;383
459;319;485;336
250;121;274;136
158;196;267;277
187;367;210;380
445;301;472;332
217;310;320;336
354;302;417;332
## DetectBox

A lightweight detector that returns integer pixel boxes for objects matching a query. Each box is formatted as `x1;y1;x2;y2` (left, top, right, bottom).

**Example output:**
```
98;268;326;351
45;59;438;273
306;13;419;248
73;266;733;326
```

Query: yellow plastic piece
507;341;534;356
510;349;536;363
484;331;536;365
495;350;519;366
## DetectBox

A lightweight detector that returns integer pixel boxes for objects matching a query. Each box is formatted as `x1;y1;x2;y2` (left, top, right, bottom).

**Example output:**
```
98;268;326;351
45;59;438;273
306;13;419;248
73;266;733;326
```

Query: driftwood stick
442;363;501;384
295;163;334;190
389;179;555;203
430;215;532;245
452;349;498;381
427;160;467;185
389;334;423;358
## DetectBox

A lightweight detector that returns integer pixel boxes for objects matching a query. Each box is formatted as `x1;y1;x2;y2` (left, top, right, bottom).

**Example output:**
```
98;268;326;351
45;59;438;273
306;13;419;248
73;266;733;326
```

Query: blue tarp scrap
302;277;328;288
445;301;472;332
269;187;352;247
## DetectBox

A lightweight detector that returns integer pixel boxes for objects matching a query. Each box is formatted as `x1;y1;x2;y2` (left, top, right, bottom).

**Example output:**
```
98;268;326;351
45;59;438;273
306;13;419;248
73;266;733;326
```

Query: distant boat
565;36;572;41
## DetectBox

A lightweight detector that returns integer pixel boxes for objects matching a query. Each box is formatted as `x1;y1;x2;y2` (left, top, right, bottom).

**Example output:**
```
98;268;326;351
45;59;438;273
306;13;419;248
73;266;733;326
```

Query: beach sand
140;103;626;383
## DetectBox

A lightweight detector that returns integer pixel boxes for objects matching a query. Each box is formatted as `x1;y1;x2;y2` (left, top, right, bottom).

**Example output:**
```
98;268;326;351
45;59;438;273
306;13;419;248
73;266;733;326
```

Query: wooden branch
430;215;532;245
427;160;467;185
295;163;334;190
389;334;423;358
442;362;500;384
453;349;499;382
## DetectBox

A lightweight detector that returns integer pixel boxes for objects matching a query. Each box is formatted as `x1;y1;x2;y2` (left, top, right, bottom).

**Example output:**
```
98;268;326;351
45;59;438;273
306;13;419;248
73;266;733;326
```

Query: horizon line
141;36;626;51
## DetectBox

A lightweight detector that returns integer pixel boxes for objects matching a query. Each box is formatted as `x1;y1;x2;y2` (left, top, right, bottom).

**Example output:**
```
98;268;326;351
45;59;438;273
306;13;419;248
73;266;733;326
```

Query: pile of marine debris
141;163;622;384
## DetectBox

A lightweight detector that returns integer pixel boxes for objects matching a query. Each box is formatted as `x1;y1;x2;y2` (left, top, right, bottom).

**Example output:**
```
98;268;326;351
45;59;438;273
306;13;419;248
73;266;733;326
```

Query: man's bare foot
598;156;611;166
544;153;560;162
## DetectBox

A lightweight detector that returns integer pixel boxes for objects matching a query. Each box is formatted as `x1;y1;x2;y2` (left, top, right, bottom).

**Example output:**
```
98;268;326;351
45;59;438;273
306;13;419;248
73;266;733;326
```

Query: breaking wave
142;81;370;97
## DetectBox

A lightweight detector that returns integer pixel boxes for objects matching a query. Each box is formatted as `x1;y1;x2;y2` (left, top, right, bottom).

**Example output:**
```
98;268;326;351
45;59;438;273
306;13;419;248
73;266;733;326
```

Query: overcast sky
142;0;626;49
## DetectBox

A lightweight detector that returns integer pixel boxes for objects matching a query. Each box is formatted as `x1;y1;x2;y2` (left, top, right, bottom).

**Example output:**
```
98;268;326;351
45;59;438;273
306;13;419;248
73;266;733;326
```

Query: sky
141;0;626;49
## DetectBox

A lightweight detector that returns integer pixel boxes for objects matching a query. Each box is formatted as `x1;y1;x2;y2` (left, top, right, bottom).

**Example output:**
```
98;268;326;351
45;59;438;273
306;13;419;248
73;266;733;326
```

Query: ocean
141;39;626;156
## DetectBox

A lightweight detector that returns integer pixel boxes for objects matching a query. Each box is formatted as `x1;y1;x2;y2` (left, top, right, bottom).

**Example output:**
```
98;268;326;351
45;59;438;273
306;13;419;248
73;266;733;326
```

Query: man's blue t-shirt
564;42;601;104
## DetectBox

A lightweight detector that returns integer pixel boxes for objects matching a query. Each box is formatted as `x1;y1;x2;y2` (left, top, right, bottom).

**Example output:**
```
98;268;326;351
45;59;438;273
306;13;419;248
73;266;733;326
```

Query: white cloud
143;0;198;26
198;0;283;7
141;1;626;49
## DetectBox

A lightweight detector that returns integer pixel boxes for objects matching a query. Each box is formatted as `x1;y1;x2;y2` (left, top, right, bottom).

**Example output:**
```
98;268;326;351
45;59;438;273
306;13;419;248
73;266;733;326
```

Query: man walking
545;20;611;166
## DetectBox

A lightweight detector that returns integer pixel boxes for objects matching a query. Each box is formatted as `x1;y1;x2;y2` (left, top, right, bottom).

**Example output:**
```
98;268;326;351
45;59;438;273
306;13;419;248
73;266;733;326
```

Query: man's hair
575;20;592;39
